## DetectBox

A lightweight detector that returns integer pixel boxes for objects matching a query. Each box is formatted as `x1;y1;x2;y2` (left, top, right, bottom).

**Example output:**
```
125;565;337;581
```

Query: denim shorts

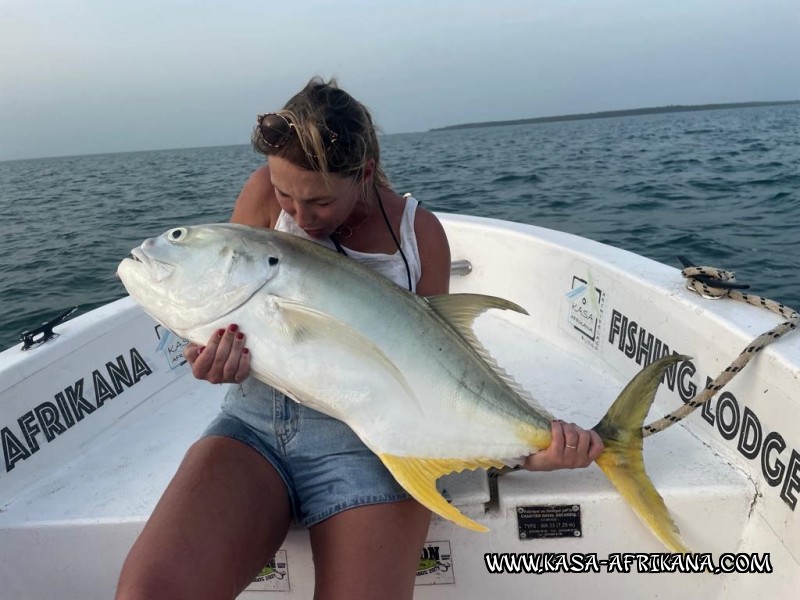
202;377;409;527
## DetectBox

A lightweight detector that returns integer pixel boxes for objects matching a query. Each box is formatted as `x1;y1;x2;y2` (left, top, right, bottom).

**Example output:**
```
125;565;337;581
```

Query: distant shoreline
429;100;800;131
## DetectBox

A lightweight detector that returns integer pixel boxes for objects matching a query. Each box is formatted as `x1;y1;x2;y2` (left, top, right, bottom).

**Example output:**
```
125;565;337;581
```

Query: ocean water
1;104;798;351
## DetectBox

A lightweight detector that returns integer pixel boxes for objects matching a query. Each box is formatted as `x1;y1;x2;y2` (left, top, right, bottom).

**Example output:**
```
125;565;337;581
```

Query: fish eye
167;227;188;242
268;256;279;266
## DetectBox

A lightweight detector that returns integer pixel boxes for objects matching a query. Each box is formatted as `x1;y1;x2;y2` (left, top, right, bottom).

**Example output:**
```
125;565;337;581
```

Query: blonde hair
252;77;391;198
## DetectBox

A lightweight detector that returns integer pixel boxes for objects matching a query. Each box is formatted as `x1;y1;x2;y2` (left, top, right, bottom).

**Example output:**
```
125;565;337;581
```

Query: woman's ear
361;157;376;182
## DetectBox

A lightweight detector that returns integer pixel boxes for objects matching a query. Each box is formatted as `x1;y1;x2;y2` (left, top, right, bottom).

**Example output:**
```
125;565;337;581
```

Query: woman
116;78;602;600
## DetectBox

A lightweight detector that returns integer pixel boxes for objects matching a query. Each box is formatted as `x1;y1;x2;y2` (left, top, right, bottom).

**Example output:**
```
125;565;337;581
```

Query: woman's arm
231;165;278;227
414;207;451;296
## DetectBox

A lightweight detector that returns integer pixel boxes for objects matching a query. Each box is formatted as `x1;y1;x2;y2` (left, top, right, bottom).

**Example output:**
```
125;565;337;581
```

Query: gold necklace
335;198;373;239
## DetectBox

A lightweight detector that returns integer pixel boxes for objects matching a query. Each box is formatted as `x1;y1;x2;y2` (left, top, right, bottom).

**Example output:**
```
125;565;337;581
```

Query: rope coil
642;263;799;437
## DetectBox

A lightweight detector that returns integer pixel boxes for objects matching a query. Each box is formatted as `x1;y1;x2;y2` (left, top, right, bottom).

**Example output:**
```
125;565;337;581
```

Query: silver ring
565;444;577;449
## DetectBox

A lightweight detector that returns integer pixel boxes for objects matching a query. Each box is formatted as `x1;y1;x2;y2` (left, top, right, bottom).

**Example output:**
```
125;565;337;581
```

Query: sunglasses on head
257;112;339;154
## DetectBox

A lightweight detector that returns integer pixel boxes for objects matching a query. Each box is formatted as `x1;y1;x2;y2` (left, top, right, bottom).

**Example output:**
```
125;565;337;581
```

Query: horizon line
429;100;800;131
3;100;798;163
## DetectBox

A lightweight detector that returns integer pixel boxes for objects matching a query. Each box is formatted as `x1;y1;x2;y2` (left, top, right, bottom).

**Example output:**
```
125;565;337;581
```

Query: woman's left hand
523;420;604;472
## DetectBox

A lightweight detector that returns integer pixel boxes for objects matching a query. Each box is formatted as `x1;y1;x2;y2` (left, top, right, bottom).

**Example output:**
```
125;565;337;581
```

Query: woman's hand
184;324;251;384
523;420;604;472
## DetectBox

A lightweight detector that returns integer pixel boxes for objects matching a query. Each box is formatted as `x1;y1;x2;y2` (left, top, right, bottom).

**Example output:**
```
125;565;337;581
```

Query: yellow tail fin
378;455;506;532
593;354;690;553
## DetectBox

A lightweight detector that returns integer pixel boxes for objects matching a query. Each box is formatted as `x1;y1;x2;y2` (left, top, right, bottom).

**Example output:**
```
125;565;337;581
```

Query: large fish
117;223;688;552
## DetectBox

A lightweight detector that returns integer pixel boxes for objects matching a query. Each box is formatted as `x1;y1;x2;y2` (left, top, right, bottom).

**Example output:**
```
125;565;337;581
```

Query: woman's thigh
309;499;432;600
116;436;292;600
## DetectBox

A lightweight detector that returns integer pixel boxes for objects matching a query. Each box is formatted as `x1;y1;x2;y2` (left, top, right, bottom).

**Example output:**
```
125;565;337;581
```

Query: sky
1;0;798;161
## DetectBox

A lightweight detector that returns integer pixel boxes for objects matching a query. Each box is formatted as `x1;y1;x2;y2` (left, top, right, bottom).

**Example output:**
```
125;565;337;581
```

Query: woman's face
269;156;361;238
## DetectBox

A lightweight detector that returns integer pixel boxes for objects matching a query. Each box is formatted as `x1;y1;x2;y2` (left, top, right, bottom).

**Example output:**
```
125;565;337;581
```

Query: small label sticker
415;540;455;585
154;325;188;371
248;550;290;592
563;275;605;352
517;505;582;540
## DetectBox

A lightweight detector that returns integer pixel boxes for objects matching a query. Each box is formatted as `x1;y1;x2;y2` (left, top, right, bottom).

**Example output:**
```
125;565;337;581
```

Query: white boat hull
1;214;797;598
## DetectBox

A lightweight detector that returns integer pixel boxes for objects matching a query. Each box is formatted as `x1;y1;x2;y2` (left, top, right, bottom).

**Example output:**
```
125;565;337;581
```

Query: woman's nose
292;204;313;228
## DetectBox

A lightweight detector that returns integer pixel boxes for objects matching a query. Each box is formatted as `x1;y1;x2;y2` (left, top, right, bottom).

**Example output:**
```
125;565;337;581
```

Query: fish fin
592;354;691;553
426;293;528;321
270;297;419;408
378;454;506;532
426;294;551;416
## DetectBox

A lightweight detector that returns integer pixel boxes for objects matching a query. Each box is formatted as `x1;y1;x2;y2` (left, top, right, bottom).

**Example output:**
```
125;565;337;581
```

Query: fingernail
236;332;244;340
198;346;205;355
242;348;249;355
216;328;225;337
229;324;239;333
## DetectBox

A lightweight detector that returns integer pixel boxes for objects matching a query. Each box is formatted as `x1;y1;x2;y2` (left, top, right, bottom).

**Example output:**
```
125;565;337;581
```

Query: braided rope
642;265;799;437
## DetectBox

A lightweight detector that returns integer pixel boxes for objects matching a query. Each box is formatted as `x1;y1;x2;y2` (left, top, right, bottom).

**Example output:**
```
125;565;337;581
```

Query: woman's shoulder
404;197;446;246
412;202;442;234
231;164;280;227
409;198;451;295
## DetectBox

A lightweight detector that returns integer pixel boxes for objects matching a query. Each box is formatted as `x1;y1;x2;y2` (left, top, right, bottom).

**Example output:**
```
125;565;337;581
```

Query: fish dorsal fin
378;454;506;531
426;294;550;415
426;293;528;322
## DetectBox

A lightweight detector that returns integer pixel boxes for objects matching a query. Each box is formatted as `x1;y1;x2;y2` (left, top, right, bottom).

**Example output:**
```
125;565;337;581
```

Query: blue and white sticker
562;274;606;352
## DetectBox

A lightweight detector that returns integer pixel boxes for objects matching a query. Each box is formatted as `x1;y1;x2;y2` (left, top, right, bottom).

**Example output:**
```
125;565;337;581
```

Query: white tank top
274;194;423;292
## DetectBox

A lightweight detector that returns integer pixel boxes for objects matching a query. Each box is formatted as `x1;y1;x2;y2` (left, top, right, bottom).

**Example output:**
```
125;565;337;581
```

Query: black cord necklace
330;183;413;292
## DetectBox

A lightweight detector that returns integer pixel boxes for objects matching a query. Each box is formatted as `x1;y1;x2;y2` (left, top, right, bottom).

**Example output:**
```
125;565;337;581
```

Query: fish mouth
130;246;175;283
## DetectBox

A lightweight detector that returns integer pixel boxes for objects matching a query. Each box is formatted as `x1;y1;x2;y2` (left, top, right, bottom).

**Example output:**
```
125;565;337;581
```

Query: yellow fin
379;454;505;532
593;354;691;553
595;451;688;553
426;293;528;326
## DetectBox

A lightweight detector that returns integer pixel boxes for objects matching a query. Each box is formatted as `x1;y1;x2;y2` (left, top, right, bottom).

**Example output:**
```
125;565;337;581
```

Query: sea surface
1;104;798;351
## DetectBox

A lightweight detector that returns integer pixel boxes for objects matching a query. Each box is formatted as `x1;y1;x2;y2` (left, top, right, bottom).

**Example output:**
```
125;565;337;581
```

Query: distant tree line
430;100;800;131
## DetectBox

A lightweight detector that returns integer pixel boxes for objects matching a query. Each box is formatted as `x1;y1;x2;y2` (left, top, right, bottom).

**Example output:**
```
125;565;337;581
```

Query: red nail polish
229;324;239;332
198;346;205;355
242;348;249;355
217;328;225;337
236;332;244;340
